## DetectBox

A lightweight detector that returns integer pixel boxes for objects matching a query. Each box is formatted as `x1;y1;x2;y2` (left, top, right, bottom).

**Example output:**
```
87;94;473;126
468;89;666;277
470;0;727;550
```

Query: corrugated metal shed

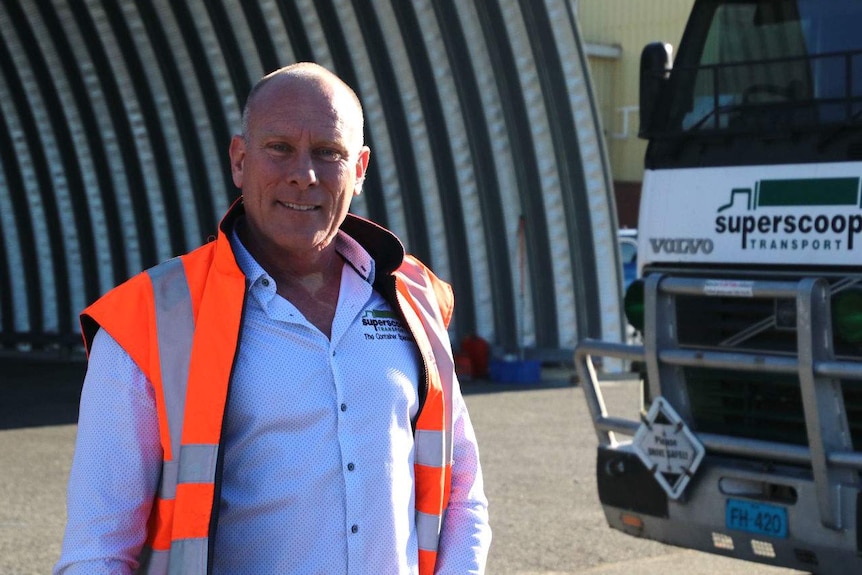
0;0;622;359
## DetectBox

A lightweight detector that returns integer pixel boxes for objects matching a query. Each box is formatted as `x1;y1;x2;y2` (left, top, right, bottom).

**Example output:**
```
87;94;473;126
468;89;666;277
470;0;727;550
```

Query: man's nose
287;153;318;189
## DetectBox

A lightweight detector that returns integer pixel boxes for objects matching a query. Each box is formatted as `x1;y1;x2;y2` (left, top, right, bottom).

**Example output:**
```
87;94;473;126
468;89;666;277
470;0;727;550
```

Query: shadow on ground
0;357;85;429
0;355;577;429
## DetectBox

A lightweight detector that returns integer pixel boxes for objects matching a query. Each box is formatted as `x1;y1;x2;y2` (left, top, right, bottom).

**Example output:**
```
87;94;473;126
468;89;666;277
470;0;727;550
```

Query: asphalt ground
0;357;807;575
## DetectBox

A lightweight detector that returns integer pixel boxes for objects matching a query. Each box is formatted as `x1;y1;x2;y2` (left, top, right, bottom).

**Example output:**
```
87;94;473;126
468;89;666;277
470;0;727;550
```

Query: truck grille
684;366;862;451
685;368;808;445
653;270;862;451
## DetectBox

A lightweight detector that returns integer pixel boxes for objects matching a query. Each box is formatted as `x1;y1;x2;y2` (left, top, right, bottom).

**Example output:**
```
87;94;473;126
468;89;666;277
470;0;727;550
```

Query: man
55;63;491;574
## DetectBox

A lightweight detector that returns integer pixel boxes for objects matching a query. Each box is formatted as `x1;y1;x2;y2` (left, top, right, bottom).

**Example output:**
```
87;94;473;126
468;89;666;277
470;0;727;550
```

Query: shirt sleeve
433;377;492;574
54;328;163;575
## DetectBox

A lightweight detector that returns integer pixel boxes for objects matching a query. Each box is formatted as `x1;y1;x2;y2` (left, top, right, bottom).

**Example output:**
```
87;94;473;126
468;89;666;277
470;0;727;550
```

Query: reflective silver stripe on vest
159;460;179;499
416;511;443;552
414;429;444;467
167;538;209;575
414;429;446;554
146;259;210;574
157;445;220;498
177;443;220;484
146;258;194;460
135;547;168;574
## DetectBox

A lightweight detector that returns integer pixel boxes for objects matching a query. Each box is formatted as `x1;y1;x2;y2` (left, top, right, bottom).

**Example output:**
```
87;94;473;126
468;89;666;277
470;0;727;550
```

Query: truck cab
576;1;862;573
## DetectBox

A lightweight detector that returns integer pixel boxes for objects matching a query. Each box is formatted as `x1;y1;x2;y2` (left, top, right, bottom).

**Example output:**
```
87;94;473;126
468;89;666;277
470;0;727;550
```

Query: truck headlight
624;279;645;332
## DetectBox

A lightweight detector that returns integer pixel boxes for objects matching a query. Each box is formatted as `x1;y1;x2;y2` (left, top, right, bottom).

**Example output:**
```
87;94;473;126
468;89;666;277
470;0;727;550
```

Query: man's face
229;75;370;262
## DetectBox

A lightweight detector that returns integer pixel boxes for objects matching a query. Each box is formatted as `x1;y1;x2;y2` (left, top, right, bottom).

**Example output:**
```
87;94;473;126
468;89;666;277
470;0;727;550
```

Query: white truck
575;1;862;573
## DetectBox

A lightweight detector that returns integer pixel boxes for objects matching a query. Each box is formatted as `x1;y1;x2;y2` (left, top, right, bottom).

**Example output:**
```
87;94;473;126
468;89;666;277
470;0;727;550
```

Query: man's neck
237;217;345;338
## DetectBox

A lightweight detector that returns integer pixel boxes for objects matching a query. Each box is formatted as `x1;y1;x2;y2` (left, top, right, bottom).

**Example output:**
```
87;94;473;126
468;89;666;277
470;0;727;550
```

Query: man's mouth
279;201;318;212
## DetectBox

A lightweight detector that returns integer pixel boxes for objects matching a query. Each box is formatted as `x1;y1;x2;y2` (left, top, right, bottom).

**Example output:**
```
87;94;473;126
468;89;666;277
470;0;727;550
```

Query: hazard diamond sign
632;397;705;500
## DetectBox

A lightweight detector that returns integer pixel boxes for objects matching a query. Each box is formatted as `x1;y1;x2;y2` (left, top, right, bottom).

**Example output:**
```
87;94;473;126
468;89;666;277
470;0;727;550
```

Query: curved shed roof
0;0;622;358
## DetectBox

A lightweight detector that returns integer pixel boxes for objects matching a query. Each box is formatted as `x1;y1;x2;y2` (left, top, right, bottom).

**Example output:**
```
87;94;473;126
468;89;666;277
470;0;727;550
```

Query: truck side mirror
639;42;673;138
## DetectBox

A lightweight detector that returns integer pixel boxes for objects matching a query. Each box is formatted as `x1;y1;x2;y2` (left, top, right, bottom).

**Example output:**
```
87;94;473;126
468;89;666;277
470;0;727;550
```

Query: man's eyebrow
256;128;290;138
315;137;347;148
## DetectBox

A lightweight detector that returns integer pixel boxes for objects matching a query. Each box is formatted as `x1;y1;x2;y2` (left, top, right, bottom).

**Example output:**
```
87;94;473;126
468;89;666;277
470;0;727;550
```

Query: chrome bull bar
575;273;862;530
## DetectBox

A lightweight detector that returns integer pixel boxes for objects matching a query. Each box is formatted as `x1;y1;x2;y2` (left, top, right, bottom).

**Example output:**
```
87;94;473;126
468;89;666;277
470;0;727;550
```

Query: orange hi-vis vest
80;201;455;575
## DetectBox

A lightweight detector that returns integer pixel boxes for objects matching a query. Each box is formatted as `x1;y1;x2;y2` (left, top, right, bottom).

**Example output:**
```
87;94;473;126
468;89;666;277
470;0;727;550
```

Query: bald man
56;63;491;575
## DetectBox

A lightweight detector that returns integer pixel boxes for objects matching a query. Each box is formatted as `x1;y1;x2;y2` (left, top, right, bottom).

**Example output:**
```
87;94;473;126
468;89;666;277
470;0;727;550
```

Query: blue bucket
489;359;541;383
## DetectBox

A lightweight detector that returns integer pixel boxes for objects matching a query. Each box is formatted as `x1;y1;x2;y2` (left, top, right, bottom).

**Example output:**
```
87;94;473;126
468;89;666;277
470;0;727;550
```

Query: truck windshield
656;0;862;136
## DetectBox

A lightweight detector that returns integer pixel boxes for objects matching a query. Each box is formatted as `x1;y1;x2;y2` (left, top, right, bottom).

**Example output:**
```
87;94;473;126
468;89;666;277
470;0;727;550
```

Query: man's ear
229;135;246;189
354;146;371;196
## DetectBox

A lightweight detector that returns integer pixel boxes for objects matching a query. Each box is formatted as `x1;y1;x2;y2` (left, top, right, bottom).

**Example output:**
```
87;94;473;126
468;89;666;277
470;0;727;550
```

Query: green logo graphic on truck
714;177;862;251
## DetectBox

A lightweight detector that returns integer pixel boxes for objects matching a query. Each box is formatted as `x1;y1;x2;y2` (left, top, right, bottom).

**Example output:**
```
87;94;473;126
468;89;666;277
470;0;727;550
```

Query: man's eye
316;148;344;162
269;143;289;153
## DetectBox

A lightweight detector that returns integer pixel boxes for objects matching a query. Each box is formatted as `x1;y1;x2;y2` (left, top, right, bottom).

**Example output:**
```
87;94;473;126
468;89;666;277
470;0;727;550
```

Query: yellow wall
578;0;694;183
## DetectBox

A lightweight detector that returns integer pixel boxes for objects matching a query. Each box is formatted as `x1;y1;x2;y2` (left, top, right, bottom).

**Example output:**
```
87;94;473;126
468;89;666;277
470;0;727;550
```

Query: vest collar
217;196;407;278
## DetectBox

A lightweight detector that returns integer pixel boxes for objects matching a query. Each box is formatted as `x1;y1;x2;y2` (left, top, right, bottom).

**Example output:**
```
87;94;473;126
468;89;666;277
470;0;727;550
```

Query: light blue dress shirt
55;226;491;574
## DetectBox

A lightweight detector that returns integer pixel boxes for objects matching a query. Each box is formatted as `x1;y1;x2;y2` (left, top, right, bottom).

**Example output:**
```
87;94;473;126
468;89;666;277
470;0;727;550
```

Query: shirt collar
228;217;376;290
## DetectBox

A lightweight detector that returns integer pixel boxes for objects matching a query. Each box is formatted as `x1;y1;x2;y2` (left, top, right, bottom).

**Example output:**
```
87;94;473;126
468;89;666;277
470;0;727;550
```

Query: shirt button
347;462;355;471
340;403;347;412
351;524;359;534
261;278;270;287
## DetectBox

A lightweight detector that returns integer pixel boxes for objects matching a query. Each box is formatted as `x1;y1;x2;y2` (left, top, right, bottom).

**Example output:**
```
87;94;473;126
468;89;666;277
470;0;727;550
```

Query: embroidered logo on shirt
361;309;414;342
